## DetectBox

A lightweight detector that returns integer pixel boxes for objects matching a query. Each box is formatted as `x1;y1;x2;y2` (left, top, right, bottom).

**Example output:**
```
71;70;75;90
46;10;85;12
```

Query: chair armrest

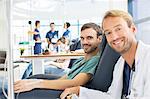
16;89;63;99
16;74;62;99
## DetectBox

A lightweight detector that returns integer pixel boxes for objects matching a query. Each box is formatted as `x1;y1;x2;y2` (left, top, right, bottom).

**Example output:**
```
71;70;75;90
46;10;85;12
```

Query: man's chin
113;48;124;54
84;51;87;53
84;50;92;54
84;50;89;53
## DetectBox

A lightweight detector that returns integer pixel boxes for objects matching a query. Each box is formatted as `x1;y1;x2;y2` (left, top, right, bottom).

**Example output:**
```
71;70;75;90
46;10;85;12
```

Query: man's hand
14;79;41;93
60;86;80;99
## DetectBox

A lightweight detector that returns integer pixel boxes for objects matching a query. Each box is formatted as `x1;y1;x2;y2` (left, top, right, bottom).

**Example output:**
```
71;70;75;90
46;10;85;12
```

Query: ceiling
12;0;127;20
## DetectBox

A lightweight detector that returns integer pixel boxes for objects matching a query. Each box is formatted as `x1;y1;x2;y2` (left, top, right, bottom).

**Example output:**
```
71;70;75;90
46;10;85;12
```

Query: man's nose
111;32;120;40
82;39;88;44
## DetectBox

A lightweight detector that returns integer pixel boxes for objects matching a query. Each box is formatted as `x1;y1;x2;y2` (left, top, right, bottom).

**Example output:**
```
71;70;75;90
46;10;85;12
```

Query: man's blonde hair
102;10;134;28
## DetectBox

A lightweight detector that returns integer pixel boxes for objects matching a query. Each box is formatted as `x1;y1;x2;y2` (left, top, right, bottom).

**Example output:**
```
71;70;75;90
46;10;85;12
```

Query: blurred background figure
56;36;69;53
46;22;59;49
62;22;71;42
33;20;42;55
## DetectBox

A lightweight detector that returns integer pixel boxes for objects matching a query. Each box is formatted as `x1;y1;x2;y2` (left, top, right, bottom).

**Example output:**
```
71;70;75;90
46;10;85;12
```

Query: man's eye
105;31;111;35
87;37;93;40
80;37;84;40
115;28;121;31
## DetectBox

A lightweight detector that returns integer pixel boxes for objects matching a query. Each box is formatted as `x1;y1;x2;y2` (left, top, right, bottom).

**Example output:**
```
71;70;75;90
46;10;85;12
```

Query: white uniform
79;41;150;99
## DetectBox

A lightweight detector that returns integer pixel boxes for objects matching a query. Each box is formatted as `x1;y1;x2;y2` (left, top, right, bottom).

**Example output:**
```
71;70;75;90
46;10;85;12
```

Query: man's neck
84;48;99;60
51;29;55;32
122;40;138;68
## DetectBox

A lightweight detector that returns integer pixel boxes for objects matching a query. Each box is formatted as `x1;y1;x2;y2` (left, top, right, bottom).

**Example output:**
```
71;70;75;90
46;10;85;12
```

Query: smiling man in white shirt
60;10;150;99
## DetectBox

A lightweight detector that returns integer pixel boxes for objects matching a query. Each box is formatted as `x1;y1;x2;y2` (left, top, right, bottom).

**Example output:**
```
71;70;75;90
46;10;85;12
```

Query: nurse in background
46;22;59;49
33;20;42;55
62;22;71;41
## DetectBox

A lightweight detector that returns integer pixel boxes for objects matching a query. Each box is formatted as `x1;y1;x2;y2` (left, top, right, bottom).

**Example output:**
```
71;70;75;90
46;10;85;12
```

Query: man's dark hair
28;21;32;25
81;22;102;37
65;22;71;28
50;22;55;26
35;20;40;27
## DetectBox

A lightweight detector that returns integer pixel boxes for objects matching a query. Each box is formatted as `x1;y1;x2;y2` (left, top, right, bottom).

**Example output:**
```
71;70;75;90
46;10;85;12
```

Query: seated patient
22;58;70;79
13;22;103;93
44;36;71;76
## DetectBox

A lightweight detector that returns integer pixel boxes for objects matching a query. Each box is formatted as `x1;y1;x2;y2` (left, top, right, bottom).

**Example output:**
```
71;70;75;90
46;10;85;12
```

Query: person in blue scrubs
62;22;71;40
46;22;58;48
33;20;42;54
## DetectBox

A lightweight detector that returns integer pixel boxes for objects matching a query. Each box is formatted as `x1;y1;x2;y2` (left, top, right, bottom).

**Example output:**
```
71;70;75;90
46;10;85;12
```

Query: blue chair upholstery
16;74;62;99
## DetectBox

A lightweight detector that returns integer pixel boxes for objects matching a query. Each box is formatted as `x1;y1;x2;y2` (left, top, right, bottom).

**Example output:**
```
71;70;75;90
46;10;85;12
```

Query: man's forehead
81;28;97;34
103;24;122;32
80;33;96;38
104;19;125;29
103;17;126;27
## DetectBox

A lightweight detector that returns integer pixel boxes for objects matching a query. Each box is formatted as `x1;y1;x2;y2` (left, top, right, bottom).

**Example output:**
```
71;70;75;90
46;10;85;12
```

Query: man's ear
131;24;137;34
98;36;102;43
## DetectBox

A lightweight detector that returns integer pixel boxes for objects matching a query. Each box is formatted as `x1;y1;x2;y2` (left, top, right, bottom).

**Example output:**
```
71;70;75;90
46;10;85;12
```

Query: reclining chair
16;36;120;99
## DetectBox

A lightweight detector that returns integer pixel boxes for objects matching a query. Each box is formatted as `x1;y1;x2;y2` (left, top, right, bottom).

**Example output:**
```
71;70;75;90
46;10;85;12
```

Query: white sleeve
79;87;113;99
79;58;124;99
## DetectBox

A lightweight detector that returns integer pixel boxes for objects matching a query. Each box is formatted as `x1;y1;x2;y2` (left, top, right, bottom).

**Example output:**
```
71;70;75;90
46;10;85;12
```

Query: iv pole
7;0;15;98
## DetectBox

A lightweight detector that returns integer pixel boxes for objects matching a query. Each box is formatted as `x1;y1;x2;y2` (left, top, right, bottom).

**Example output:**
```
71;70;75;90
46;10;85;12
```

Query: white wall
134;0;150;44
12;0;127;20
0;0;9;51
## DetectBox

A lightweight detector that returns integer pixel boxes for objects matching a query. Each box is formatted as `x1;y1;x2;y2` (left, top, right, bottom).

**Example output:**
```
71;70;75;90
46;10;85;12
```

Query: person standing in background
62;22;71;41
33;20;42;55
46;22;59;49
